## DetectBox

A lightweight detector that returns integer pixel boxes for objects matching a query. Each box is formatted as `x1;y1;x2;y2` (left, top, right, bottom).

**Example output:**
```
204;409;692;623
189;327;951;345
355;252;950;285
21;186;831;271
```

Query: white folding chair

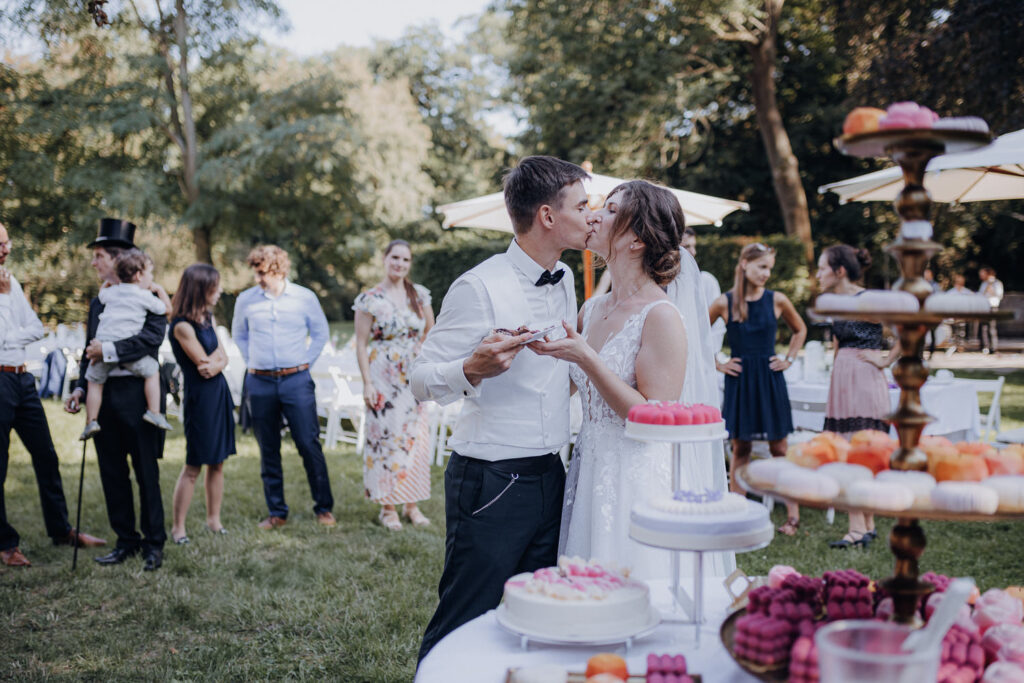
312;367;366;452
971;376;1005;442
433;399;464;466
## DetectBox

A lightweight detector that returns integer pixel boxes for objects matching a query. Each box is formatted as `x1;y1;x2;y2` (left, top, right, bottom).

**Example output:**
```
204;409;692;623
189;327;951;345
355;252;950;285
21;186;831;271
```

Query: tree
700;1;814;261
4;0;283;262
502;0;815;260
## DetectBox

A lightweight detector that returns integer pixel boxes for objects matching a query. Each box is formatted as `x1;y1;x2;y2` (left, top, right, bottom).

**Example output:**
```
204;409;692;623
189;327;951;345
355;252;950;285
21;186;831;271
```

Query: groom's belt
453;451;560;475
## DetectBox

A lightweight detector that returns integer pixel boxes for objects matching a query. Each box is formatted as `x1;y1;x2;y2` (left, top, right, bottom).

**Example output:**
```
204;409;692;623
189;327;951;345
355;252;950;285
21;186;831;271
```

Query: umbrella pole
72;439;86;572
583;250;594;300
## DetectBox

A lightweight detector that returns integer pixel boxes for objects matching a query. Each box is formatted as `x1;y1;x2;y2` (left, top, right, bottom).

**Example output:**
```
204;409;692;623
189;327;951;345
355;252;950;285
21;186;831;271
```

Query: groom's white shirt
411;239;575;461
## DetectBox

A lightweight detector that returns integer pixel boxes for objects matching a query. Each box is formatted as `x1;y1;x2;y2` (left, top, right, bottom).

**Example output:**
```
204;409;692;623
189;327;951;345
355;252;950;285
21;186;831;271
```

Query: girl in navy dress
168;264;236;544
709;243;807;535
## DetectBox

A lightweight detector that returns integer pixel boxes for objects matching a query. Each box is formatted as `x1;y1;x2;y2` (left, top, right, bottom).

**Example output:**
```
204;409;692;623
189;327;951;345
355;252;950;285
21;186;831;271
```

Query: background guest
0;222;105;567
709;242;806;535
978;266;1003;354
354;240;435;530
64;218;167;571
232;245;334;529
168;264;235;544
816;245;894;549
949;273;971;353
923;267;941;357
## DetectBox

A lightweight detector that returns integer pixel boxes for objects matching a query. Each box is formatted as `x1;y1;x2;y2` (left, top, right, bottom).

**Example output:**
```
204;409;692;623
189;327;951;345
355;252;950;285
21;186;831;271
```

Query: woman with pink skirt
817;245;896;548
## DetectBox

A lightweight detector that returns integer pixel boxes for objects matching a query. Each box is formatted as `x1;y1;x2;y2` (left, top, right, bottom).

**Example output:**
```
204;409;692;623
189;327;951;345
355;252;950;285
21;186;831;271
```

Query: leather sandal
829;531;870;549
403;504;430;527
863;529;878;541
379;507;402;531
777;517;800;536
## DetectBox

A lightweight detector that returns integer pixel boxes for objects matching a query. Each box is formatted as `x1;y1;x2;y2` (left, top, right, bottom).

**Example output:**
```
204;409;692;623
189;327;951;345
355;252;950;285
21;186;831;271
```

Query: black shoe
94;547;139;565
143;548;163;571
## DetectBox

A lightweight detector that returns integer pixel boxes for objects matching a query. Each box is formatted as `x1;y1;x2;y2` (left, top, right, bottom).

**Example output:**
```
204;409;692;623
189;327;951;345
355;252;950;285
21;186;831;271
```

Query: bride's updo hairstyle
605;180;684;286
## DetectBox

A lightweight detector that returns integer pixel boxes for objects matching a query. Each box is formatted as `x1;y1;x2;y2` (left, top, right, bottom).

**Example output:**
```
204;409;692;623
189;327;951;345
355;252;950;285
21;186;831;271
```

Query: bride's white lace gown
559;297;675;581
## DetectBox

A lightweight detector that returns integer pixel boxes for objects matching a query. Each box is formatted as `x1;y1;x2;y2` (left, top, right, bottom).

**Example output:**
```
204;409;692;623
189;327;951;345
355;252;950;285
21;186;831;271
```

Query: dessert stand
738;125;1018;630
625;428;768;646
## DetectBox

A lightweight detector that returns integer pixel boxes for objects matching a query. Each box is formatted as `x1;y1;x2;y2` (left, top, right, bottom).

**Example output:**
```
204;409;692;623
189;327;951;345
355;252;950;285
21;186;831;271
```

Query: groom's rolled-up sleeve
411;277;490;405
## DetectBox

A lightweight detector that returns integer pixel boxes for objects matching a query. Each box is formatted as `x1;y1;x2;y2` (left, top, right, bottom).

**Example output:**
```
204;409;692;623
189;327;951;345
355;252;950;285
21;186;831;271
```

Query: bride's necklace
601;282;645;320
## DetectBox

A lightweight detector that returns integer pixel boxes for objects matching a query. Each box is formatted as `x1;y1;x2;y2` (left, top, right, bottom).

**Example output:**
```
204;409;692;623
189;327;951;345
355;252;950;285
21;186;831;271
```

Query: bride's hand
527;321;594;366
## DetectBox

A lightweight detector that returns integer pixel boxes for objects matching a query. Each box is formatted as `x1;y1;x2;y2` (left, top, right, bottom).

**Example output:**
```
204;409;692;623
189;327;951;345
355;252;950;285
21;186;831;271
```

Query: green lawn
2;393;1023;680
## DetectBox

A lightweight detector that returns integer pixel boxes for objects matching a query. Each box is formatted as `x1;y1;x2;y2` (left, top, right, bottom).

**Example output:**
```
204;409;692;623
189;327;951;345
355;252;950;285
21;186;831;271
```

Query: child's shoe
79;421;101;441
143;410;173;431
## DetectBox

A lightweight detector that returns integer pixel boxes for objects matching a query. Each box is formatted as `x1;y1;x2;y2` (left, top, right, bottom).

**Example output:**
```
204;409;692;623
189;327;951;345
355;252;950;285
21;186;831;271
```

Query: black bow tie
534;269;565;287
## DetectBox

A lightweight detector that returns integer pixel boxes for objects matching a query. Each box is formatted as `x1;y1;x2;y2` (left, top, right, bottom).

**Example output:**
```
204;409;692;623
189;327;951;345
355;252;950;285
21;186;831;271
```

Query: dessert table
415;579;759;683
787;378;980;440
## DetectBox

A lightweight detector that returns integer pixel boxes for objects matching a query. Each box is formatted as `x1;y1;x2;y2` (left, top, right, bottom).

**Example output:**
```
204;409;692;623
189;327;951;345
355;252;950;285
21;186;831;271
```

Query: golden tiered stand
738;126;1016;627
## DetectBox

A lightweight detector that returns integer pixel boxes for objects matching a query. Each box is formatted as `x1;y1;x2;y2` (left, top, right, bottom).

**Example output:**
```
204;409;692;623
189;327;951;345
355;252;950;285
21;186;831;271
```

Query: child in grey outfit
80;249;172;440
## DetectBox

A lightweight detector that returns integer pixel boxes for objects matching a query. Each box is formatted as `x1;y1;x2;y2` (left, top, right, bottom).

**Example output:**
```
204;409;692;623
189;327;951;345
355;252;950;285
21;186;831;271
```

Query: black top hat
88;218;137;249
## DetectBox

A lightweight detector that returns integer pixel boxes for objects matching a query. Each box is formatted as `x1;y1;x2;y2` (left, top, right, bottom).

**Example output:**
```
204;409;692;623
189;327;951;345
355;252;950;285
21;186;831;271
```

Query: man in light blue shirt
232;245;334;529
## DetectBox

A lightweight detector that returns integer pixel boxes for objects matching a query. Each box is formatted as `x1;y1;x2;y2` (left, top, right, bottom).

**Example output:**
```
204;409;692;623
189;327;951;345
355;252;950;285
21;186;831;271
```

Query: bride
530;180;687;580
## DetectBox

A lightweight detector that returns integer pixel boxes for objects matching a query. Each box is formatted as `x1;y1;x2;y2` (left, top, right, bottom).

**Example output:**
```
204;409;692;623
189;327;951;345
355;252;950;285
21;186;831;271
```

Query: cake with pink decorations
500;556;653;639
625;402;725;440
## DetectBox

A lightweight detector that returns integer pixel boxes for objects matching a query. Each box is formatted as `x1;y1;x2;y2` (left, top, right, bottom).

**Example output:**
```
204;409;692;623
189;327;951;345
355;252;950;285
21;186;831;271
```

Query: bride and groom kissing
412;155;701;661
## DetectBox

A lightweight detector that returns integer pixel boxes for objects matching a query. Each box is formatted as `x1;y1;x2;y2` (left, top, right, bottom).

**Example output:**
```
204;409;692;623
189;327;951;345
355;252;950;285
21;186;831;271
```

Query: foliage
2;36;437;322
411;233;510;315
370;18;514;213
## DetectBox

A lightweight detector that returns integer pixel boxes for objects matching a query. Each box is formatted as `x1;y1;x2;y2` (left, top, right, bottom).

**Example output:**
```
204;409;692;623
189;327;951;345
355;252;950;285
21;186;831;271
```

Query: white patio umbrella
819;129;1024;204
439;170;750;232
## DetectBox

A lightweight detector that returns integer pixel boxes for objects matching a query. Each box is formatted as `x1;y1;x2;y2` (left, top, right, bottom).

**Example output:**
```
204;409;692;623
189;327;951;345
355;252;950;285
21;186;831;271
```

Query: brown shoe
316;512;336;527
54;528;108;548
1;548;31;567
257;516;287;530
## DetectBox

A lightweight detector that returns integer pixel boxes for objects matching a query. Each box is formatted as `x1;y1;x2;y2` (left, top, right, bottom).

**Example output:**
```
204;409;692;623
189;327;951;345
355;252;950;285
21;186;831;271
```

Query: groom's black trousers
418;451;565;662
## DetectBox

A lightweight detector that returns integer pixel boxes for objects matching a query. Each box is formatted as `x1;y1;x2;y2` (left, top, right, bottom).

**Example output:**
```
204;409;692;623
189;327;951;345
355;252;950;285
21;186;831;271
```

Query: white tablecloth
415;580;759;683
787;378;980;441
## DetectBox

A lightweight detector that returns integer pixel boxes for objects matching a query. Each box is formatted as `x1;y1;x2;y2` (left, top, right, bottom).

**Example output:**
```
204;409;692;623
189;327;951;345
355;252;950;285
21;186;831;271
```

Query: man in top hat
64;218;168;571
0;221;106;567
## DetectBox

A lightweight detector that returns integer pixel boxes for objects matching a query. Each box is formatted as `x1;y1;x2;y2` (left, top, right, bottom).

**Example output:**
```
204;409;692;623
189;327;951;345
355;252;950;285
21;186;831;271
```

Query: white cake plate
494;604;661;652
625;430;729;444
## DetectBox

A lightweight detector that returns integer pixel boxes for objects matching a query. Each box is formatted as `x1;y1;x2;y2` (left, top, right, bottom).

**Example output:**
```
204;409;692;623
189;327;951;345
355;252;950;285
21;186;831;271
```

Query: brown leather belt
248;363;309;378
0;365;27;374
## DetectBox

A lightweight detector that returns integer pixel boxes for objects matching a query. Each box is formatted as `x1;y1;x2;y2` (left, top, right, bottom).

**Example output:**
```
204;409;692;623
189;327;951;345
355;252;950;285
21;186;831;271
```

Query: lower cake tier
629;499;774;551
500;573;652;639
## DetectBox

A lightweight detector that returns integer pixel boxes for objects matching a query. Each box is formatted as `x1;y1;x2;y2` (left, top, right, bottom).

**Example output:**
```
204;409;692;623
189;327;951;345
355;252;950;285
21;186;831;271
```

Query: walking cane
72;439;87;572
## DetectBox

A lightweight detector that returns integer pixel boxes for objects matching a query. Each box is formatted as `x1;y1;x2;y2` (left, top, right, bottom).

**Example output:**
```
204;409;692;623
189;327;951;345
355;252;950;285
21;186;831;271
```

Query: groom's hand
463;332;532;386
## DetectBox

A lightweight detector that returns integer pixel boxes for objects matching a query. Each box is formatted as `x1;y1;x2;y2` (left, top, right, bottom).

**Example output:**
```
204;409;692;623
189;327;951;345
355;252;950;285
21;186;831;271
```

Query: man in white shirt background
412;156;592;662
231;245;335;530
978;266;1004;354
0;221;106;567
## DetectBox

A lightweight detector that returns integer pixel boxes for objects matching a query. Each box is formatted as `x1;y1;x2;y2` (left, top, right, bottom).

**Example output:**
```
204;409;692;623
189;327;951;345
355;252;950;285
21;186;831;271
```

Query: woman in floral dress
354;240;435;530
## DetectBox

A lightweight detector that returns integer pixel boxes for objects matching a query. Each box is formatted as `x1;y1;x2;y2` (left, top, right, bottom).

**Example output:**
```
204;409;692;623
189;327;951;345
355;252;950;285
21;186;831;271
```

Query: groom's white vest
448;254;575;456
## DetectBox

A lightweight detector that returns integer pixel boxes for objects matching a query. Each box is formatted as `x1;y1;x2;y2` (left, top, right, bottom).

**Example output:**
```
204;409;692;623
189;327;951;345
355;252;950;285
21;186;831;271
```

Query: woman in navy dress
168;264;235;544
709;243;807;535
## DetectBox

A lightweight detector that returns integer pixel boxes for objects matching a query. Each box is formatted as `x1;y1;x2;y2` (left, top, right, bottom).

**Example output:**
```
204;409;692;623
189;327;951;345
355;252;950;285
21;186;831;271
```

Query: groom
412;156;592;660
